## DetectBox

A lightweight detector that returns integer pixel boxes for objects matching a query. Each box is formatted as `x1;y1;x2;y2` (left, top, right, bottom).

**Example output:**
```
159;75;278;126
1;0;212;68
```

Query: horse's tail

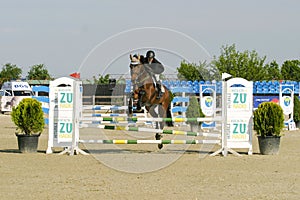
166;103;173;127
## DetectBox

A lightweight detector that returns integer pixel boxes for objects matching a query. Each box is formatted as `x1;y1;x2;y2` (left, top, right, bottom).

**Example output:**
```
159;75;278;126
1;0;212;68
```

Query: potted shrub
253;102;284;155
186;96;205;132
11;98;45;153
293;95;300;128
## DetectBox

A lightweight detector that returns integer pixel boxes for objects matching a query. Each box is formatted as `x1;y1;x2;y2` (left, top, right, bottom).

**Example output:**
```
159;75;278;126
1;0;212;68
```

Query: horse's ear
130;54;133;60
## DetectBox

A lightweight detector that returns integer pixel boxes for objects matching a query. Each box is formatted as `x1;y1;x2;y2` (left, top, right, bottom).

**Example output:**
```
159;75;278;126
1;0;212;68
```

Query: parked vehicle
0;81;34;114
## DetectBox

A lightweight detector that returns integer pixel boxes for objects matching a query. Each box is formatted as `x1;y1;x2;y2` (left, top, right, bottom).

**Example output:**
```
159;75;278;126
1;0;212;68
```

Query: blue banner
253;95;279;108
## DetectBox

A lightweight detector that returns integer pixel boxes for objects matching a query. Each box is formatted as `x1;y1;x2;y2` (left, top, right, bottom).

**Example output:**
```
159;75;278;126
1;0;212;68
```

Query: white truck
0;81;34;114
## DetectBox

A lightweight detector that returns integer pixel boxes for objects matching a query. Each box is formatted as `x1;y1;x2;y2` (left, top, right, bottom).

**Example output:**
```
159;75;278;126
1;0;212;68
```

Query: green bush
253;102;284;137
293;96;300;123
186;96;205;125
11;98;45;135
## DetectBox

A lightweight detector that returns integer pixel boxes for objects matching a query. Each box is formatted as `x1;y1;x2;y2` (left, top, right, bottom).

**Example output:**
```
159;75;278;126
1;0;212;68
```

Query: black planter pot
257;136;281;155
16;133;41;153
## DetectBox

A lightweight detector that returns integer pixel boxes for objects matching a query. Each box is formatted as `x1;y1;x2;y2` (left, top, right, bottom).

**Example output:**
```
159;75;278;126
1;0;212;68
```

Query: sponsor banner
225;77;253;152
280;95;293;115
227;87;251;112
57;119;73;143
253;95;279;108
201;96;214;116
228;118;249;142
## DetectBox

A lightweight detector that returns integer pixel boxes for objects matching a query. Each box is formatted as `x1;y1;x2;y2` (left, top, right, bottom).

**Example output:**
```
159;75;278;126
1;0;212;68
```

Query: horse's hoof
136;108;143;113
155;133;162;140
156;133;163;149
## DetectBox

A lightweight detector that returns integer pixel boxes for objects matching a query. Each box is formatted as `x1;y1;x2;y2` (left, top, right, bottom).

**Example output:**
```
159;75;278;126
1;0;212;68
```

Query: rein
131;64;152;87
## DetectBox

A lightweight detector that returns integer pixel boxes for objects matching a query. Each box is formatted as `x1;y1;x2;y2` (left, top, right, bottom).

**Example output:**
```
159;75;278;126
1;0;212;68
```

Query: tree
0;63;22;84
177;61;202;81
27;64;52;80
93;74;110;84
264;60;282;81
177;61;220;81
281;60;300;81
212;44;268;81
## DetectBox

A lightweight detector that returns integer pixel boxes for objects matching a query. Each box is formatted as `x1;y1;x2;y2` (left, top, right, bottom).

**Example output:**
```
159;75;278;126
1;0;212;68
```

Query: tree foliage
177;61;203;81
11;98;45;135
264;60;282;81
281;60;300;81
186;96;205;125
176;44;300;82
293;95;300;123
93;74;110;84
27;64;52;80
253;102;284;137
0;63;22;84
177;61;220;81
212;44;268;81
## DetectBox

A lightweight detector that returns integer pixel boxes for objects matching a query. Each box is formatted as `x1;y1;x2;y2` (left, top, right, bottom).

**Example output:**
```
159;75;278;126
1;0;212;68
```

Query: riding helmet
146;50;155;58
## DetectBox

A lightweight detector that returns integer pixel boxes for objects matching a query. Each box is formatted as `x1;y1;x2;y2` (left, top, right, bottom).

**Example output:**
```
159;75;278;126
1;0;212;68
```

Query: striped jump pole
82;113;145;117
83;105;132;111
79;139;220;145
81;117;223;123
80;121;146;125
83;125;220;138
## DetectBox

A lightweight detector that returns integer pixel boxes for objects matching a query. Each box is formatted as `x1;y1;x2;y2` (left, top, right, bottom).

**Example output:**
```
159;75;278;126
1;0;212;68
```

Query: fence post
92;95;95;106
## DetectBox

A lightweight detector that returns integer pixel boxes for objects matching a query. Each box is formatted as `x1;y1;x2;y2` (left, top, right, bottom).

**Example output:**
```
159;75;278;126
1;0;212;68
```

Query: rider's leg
155;74;164;98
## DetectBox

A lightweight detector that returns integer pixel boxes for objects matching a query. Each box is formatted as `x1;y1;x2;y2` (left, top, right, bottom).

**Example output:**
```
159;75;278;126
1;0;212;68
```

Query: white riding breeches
154;74;160;81
154;74;165;93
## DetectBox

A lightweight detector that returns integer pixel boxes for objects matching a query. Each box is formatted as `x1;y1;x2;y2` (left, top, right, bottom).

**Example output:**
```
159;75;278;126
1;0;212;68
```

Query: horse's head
129;54;144;86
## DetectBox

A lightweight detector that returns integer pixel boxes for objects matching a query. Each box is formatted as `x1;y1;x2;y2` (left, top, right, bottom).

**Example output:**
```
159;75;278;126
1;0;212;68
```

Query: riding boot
156;84;163;99
136;101;142;111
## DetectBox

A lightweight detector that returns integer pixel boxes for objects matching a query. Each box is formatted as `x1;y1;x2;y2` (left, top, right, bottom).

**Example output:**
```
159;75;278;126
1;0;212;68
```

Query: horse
129;54;173;149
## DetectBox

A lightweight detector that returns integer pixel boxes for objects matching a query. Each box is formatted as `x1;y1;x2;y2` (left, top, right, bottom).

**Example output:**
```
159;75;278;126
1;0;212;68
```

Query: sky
1;0;300;80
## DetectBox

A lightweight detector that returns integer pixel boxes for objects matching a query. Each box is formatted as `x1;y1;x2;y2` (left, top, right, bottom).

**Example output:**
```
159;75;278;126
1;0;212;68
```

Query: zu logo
60;123;73;133
233;123;246;134
60;93;73;103
233;93;247;104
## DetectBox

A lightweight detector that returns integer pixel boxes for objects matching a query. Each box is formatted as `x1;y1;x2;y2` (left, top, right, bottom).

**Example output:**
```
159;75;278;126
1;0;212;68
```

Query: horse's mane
139;55;146;64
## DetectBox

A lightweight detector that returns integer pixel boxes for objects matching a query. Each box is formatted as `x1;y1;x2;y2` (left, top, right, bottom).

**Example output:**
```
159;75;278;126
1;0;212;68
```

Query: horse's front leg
128;95;133;117
155;121;164;149
155;105;165;149
136;90;145;111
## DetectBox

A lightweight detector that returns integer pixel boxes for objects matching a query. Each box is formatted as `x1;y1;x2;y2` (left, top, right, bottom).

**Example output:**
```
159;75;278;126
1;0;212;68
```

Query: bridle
130;63;149;87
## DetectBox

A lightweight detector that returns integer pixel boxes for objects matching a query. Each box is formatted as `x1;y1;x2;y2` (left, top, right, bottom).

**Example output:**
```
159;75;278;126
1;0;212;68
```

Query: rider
144;50;165;99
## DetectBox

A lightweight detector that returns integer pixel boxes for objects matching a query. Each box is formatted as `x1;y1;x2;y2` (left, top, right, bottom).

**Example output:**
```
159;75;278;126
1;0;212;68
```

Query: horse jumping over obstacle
129;54;173;149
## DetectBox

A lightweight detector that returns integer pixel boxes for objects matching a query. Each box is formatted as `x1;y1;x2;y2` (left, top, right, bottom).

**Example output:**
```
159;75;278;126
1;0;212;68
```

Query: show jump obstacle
46;77;87;155
46;75;253;156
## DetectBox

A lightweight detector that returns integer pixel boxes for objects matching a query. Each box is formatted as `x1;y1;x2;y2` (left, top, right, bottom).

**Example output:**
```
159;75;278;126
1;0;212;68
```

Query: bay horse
129;54;173;149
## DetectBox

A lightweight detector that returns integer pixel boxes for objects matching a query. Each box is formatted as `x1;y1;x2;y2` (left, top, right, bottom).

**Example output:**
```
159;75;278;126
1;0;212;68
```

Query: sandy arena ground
0;113;300;200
